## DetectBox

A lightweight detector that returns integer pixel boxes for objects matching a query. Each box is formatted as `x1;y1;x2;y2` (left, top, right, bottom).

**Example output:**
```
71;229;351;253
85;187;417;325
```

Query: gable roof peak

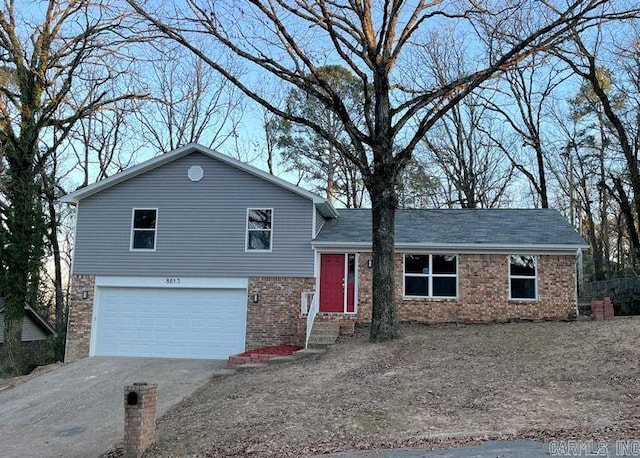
60;142;338;218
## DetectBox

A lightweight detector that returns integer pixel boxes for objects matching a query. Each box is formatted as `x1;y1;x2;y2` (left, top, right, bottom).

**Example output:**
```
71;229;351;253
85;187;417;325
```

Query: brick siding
246;277;315;349
65;275;315;361
65;274;96;362
65;252;575;360
356;252;576;323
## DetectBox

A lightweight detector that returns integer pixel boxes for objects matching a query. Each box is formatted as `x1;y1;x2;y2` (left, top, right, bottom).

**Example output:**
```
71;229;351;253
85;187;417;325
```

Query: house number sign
165;278;181;285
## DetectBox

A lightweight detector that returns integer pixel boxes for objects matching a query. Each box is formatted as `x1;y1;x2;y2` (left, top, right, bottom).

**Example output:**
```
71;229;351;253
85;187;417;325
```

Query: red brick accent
65;274;96;362
124;383;157;458
246;277;315;349
227;356;248;368
357;253;576;324
591;297;615;320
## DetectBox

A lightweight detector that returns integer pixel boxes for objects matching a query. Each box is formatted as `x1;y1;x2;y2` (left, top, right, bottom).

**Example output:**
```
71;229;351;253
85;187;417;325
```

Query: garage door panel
94;286;247;359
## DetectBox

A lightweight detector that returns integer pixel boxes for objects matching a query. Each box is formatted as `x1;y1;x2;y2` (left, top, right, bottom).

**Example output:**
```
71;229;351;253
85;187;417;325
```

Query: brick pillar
591;298;614;320
65;274;96;362
124;382;158;458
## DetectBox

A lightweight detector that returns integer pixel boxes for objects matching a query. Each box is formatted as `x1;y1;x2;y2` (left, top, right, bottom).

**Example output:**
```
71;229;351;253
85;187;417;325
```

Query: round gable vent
188;165;204;182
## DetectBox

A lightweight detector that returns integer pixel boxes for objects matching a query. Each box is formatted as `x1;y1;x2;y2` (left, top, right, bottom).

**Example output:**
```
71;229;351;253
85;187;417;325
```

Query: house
0;302;56;348
62;143;588;362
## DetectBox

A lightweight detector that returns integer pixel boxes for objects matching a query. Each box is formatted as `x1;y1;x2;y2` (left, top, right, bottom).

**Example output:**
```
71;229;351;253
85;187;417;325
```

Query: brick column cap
124;382;158;392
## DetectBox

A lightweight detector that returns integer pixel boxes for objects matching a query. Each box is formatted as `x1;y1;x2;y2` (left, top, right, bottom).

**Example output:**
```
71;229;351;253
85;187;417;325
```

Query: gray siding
73;152;315;277
315;211;325;237
0;312;48;343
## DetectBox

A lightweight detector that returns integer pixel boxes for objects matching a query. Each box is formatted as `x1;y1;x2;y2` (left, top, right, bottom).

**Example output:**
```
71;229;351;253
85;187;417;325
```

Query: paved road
0;357;226;458
318;441;548;457
319;439;640;457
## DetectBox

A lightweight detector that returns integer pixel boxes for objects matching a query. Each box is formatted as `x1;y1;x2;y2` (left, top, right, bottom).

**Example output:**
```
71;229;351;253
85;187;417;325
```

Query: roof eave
59;145;190;204
314;199;339;218
311;241;589;254
59;143;334;211
0;305;57;336
24;305;57;336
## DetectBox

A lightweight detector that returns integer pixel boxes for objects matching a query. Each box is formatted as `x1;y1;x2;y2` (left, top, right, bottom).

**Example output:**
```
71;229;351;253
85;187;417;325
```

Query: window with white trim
403;254;457;298
509;255;537;300
131;209;157;250
246;208;273;251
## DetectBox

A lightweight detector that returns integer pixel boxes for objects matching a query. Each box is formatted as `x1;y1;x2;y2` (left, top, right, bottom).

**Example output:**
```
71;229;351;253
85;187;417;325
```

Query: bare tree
136;46;244;154
477;56;573;208
128;0;639;341
40;95;144;348
69;97;144;188
0;0;145;374
422;96;515;208
554;27;640;268
261;105;279;175
552;121;609;280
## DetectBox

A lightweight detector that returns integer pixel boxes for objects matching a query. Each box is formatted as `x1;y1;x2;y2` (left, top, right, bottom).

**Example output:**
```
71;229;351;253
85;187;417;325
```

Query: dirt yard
141;318;640;457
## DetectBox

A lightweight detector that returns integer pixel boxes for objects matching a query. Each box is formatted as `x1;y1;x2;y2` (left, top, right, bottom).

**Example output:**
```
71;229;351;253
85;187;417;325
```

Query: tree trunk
2;131;44;375
47;199;66;335
534;142;549;208
612;177;640;268
583;201;604;280
368;171;399;342
2;313;23;375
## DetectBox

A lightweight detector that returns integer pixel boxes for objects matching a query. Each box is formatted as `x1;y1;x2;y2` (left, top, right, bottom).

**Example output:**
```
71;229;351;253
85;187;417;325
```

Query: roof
61;143;338;218
0;303;56;337
313;208;588;252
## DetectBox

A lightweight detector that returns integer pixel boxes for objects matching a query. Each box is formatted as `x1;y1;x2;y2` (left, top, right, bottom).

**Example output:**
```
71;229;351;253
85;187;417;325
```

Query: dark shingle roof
314;208;587;248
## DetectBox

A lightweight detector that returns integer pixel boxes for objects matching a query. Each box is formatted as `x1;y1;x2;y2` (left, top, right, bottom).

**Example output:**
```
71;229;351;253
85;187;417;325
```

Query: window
131;209;157;250
509;255;537;300
246;208;273;251
404;254;457;298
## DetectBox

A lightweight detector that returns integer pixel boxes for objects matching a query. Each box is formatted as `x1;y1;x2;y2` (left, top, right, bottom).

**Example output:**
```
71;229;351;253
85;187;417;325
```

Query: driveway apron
0;357;224;458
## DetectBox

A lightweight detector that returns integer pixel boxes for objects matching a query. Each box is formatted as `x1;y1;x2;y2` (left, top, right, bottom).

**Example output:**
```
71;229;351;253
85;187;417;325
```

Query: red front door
320;254;345;312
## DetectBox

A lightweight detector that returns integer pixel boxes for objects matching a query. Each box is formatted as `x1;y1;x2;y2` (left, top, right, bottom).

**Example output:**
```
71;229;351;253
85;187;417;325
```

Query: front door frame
318;252;358;314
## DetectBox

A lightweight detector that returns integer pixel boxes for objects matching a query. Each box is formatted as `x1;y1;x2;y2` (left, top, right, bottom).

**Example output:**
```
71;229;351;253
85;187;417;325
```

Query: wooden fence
579;277;640;315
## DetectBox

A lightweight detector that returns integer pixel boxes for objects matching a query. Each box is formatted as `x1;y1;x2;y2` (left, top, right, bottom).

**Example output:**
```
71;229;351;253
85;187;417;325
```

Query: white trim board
312;243;588;254
94;276;249;289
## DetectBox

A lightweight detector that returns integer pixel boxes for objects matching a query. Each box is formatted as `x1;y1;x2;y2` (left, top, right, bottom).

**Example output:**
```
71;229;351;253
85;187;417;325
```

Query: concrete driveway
0;357;226;458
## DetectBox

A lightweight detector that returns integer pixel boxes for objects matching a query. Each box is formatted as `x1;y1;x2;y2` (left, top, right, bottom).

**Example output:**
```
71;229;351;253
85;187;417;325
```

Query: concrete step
312;321;341;328
268;355;296;364
235;363;269;371
293;348;326;358
308;339;337;347
311;323;340;333
308;335;338;344
308;321;340;348
310;330;340;339
307;343;333;350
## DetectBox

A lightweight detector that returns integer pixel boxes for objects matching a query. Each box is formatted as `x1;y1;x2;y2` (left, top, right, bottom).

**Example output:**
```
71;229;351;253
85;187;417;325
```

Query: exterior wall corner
65;274;96;362
246;276;315;349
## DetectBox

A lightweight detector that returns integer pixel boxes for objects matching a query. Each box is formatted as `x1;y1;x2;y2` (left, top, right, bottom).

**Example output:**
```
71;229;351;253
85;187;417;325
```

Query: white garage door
93;286;247;359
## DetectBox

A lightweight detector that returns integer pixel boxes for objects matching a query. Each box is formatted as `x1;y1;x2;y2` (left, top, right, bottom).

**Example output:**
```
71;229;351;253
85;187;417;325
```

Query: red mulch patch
236;345;301;357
